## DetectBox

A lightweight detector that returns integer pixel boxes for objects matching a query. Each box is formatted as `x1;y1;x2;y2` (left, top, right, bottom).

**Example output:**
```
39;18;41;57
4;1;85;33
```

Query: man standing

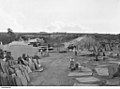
75;50;77;56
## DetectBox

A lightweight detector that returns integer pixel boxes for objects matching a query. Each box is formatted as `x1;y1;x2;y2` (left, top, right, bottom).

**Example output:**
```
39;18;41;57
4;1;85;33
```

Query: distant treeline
0;32;119;45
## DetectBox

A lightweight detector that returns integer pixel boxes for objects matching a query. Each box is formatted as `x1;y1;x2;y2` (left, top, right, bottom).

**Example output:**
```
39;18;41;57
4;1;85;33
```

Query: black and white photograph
0;0;120;87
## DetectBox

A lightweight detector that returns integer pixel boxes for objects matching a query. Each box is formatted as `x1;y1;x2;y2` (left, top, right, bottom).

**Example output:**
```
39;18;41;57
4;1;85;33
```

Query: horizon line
0;31;119;35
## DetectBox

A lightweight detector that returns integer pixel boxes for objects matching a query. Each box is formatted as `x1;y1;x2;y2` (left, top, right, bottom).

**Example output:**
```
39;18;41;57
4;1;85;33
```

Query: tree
7;28;16;42
21;36;28;41
7;28;14;36
118;34;120;56
118;34;120;42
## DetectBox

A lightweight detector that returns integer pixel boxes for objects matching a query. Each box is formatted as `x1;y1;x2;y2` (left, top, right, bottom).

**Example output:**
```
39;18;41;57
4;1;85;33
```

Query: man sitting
112;64;120;78
69;58;75;71
69;58;82;71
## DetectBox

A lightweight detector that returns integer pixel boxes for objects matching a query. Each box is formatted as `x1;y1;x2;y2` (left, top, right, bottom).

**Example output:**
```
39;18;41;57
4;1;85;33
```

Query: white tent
3;41;38;60
8;41;28;46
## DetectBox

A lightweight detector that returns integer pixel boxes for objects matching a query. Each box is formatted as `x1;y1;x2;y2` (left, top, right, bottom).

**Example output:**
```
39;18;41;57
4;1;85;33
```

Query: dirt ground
28;51;120;86
29;52;78;86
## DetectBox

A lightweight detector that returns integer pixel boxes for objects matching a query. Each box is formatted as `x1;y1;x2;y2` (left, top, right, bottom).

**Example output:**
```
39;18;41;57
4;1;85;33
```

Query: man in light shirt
69;58;75;71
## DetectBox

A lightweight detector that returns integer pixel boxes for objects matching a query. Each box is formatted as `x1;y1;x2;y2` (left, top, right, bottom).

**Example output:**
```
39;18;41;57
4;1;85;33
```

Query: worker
69;58;75;71
75;62;80;70
40;49;43;56
75;50;77;56
112;64;120;78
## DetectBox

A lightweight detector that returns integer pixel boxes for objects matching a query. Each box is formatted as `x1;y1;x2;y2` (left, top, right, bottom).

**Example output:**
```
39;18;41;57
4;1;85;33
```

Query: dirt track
29;52;77;86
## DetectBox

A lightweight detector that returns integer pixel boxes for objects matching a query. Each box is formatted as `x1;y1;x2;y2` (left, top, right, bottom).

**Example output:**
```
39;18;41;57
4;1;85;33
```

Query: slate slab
74;83;98;86
34;67;44;72
76;77;100;83
106;79;120;86
108;58;117;61
95;67;109;76
109;61;120;64
81;67;92;72
97;65;108;67
68;72;92;77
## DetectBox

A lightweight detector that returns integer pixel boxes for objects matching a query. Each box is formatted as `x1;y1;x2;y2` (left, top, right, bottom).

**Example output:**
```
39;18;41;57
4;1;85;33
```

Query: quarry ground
28;52;120;86
29;52;77;86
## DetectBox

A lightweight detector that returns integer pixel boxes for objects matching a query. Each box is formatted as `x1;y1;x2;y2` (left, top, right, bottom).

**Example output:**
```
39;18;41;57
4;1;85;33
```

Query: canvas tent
8;41;28;46
3;41;38;60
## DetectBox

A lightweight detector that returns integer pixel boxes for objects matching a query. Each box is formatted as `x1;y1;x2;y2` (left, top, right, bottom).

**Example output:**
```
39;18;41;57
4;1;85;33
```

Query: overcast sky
0;0;120;34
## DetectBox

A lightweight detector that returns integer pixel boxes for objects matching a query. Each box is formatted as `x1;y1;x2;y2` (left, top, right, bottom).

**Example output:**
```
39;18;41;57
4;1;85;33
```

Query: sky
0;0;120;34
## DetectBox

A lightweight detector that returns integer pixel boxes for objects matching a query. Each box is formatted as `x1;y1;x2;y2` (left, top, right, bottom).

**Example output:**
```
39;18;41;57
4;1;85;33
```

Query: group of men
0;49;43;86
39;48;49;57
69;58;81;71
